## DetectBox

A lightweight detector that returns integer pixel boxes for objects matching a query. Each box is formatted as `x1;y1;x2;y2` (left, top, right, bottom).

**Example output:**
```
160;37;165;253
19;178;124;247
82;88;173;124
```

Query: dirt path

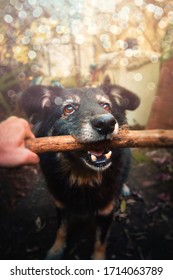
0;148;173;259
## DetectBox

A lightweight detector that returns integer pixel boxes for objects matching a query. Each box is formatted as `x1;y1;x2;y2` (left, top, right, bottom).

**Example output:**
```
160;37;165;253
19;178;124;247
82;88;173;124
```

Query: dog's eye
100;103;111;112
63;104;75;115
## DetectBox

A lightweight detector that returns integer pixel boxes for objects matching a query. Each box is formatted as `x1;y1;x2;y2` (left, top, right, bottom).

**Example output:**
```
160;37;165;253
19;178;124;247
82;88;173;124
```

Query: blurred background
1;0;173;260
0;0;173;128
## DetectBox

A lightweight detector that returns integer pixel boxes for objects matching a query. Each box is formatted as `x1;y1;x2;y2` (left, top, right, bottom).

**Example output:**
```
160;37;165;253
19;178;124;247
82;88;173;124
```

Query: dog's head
21;84;140;172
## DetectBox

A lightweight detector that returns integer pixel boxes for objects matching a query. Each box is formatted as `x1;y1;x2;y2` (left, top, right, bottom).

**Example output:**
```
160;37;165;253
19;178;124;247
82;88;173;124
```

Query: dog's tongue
88;149;112;163
89;150;104;157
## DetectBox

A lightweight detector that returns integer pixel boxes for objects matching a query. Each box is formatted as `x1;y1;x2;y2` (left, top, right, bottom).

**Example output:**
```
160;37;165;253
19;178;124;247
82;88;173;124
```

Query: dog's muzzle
81;149;112;171
79;113;117;171
91;113;116;135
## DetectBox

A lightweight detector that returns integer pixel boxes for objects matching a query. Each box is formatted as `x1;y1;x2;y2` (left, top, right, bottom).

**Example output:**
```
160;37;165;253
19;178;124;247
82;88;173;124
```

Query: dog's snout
92;114;116;135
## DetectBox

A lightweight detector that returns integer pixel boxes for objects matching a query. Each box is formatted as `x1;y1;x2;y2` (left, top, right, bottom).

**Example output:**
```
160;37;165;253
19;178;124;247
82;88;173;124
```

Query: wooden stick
25;130;173;154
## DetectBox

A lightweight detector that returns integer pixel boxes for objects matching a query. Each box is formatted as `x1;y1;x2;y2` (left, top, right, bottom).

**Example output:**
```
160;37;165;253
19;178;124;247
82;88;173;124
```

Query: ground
0;148;173;260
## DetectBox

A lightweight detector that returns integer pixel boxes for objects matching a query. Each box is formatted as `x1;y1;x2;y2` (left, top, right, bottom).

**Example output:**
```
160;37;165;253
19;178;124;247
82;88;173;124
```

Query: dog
21;84;140;259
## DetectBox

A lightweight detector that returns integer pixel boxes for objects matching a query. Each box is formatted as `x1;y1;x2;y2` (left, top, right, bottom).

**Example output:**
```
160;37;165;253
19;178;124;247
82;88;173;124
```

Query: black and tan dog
21;84;140;259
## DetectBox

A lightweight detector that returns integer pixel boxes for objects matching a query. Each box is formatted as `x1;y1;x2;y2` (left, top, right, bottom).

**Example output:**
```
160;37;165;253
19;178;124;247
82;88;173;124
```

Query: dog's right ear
20;85;58;124
101;84;140;111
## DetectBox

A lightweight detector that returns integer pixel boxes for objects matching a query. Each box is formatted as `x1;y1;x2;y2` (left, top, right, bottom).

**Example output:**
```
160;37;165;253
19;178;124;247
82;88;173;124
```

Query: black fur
21;84;140;259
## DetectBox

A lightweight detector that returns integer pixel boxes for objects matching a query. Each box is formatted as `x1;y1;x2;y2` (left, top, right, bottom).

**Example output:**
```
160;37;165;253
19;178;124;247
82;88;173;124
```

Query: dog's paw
92;243;106;260
45;248;64;260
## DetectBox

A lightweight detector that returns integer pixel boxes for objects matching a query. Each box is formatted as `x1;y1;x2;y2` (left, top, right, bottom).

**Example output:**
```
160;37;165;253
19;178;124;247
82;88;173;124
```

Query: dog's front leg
46;207;66;259
93;210;114;260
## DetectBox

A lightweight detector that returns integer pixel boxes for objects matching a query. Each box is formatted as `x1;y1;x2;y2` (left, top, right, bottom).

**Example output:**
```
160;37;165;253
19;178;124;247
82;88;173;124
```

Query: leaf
156;173;172;181
126;198;136;205
158;192;170;202
120;199;126;213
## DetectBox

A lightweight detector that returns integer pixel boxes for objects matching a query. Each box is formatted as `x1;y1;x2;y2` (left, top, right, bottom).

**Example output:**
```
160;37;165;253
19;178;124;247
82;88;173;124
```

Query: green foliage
0;94;11;115
0;66;22;118
0;71;19;93
60;75;88;88
132;149;151;164
59;76;77;88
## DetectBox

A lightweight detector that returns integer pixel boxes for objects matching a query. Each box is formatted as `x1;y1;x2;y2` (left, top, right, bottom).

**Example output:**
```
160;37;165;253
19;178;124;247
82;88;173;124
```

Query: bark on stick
25;130;173;154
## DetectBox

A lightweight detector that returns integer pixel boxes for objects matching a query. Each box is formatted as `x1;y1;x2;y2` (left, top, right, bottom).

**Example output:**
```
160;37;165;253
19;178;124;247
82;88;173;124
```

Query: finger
18;118;35;139
5;116;19;123
23;150;40;165
16;147;40;165
0;149;39;167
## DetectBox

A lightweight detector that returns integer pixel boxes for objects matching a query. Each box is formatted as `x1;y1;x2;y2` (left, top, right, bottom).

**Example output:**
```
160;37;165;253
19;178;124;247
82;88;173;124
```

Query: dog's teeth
91;154;97;162
105;151;112;159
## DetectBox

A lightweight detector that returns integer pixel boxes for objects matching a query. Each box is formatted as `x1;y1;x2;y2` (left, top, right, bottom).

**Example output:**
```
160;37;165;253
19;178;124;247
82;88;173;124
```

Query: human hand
0;116;39;167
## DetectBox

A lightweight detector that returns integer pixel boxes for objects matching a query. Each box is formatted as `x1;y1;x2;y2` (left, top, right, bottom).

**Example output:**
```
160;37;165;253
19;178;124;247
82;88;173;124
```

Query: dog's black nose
92;114;116;135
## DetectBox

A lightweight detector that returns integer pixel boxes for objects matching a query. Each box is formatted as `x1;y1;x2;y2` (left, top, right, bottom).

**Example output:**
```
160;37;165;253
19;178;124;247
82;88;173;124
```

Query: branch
25;130;173;154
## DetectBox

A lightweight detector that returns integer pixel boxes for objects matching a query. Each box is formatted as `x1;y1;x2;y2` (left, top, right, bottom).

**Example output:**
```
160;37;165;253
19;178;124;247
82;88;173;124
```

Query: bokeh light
4;14;13;23
0;0;172;88
28;50;37;59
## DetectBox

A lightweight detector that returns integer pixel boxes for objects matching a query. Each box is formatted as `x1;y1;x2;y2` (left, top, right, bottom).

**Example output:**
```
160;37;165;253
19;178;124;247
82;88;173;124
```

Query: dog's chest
68;172;103;187
58;163;120;211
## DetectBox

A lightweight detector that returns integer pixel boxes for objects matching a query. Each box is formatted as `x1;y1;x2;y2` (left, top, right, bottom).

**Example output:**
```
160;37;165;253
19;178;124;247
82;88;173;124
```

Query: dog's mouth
80;149;112;171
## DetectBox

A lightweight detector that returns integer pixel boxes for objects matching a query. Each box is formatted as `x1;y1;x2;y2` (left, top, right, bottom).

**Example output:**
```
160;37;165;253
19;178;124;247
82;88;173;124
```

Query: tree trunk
147;58;173;129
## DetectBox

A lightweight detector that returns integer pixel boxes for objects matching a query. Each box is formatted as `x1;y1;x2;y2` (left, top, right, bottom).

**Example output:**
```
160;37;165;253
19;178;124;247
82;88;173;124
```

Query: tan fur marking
49;224;66;256
93;203;115;260
96;94;110;105
56;153;103;187
42;89;51;108
70;171;103;187
69;172;102;187
54;198;65;209
93;229;106;260
63;95;80;106
111;89;122;106
98;200;115;216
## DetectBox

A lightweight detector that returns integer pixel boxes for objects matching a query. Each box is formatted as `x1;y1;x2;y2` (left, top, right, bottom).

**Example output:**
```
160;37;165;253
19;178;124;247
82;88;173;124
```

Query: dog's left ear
102;84;140;111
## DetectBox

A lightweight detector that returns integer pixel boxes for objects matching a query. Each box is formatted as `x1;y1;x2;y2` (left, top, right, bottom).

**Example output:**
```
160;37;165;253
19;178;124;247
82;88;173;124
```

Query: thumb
20;149;40;165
